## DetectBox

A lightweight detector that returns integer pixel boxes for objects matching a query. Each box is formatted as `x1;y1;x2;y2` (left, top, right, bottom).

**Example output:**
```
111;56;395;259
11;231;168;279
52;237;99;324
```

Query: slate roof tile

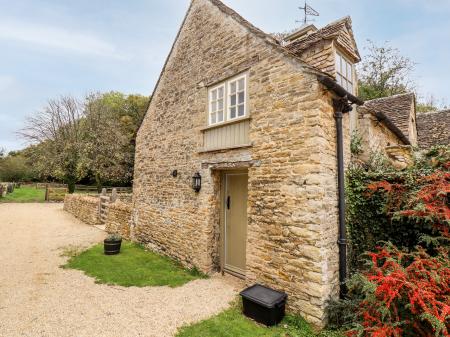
417;110;450;148
364;93;415;142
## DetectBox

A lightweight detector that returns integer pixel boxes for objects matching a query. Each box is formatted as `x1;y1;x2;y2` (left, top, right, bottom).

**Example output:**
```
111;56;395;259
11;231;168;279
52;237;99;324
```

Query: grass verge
0;186;45;203
176;304;343;337
63;241;206;287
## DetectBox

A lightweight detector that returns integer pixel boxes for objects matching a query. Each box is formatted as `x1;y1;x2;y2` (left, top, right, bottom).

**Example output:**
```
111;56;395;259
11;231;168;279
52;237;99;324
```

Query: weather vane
297;1;319;25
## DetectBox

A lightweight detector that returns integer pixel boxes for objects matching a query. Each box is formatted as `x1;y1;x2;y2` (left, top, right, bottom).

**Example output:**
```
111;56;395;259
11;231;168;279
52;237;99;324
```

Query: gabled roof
417;110;450;148
284;17;360;62
206;0;322;75
141;0;360;124
363;93;415;143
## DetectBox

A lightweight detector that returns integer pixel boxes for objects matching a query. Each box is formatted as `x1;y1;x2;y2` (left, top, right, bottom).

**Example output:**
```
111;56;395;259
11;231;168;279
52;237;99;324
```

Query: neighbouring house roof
357;105;411;145
417;110;450;148
363;93;416;144
284;17;361;62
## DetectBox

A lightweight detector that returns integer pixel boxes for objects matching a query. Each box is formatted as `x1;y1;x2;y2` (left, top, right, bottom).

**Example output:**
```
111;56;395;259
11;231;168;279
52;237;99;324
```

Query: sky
1;0;449;152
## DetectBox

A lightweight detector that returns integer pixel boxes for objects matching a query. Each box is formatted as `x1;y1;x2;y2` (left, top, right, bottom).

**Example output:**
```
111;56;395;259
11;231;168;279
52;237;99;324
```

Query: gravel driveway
0;203;240;337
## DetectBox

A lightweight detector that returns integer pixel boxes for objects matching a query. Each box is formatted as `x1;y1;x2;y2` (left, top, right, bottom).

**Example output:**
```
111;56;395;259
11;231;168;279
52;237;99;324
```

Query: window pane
211;112;216;124
218;99;223;110
218;87;224;98
211;101;217;112
217;110;224;122
230;107;236;119
211;90;217;100
336;54;341;73
238;104;245;116
238;78;245;91
230;94;236;106
336;74;342;85
337;55;342;74
230;82;236;94
347;62;352;80
348;82;354;94
238;92;245;104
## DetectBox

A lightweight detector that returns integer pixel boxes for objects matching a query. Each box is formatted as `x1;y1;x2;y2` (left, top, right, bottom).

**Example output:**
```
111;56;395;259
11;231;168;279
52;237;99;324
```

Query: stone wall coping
65;194;99;204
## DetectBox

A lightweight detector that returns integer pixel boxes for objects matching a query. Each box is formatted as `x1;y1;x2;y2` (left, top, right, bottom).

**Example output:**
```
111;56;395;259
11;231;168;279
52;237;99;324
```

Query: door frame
219;169;248;279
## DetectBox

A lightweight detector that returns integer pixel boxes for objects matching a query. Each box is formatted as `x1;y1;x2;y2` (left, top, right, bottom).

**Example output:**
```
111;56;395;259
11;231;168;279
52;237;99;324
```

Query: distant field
0;186;46;203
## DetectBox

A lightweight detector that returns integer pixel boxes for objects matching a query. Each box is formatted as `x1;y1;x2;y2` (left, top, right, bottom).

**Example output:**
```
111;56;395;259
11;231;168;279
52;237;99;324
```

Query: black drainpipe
333;97;352;298
317;75;364;298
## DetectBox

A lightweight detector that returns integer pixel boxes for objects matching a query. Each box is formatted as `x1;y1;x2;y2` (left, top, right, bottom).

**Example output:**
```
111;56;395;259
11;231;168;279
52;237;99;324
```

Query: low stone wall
63;193;132;238
105;201;132;240
63;194;100;226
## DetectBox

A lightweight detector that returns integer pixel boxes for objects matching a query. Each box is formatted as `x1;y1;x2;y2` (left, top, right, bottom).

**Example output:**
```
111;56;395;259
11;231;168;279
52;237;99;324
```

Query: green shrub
329;146;450;336
345;146;450;271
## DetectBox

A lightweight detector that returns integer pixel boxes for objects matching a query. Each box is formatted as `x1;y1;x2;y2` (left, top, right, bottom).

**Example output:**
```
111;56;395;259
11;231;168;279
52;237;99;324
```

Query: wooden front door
224;172;248;277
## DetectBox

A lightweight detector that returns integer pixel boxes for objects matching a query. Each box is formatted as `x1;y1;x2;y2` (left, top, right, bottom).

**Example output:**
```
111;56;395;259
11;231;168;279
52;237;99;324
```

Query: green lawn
0;186;45;203
176;305;343;337
64;241;206;287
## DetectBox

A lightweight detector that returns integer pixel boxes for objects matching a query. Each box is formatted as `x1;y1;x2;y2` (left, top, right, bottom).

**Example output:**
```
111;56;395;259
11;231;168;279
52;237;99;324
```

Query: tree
416;94;449;113
79;92;148;190
358;40;415;101
0;152;33;182
19;96;84;192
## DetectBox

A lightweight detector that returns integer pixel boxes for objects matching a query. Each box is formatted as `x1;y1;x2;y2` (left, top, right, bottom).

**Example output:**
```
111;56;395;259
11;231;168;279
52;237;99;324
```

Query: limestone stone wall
105;200;132;240
300;40;335;75
63;194;99;226
357;107;403;162
132;0;349;326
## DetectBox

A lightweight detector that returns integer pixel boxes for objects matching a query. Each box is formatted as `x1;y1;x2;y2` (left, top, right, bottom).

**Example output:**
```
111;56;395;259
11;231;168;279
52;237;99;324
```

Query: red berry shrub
346;244;450;337
340;150;450;336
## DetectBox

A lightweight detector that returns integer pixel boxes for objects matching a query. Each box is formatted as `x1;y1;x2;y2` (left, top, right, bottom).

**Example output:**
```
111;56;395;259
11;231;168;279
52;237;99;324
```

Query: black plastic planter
240;284;287;326
104;238;122;255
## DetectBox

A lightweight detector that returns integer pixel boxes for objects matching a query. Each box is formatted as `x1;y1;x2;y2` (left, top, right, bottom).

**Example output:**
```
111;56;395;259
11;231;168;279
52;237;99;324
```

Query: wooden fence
45;186;68;202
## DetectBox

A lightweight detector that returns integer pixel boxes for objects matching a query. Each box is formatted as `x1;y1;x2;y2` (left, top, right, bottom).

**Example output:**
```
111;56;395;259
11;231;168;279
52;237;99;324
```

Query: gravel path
0;203;240;337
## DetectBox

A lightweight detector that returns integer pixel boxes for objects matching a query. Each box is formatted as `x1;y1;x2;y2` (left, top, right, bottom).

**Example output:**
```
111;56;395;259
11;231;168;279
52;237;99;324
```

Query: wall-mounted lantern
192;172;201;192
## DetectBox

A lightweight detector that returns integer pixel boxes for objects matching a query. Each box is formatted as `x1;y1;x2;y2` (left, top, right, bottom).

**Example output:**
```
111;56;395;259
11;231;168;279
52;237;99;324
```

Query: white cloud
0;19;127;59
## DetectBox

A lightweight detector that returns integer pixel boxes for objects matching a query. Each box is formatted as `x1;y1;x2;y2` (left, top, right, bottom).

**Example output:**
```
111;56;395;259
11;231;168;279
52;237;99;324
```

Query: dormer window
335;52;354;94
208;74;247;126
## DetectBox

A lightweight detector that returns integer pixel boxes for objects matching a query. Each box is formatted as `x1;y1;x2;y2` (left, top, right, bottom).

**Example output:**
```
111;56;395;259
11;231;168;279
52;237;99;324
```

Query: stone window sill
200;116;251;132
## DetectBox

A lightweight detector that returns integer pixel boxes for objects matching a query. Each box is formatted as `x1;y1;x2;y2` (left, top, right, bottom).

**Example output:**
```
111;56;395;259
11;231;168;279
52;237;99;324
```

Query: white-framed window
208;74;247;126
228;75;246;120
335;52;354;94
209;84;225;125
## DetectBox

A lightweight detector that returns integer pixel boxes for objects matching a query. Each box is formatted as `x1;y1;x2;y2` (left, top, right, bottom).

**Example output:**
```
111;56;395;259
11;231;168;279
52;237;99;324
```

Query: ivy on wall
345;146;450;272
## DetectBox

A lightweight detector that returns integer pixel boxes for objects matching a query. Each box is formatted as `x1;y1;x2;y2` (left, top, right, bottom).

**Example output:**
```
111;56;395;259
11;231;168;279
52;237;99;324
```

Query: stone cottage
132;0;362;325
355;93;417;167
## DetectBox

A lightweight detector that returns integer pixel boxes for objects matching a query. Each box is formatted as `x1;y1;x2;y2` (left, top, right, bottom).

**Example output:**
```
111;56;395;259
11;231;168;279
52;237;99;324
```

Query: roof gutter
318;74;364;298
318;75;364;105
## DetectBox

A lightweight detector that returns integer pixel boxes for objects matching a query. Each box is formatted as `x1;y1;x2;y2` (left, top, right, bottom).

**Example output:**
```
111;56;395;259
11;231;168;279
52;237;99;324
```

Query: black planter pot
104;239;122;255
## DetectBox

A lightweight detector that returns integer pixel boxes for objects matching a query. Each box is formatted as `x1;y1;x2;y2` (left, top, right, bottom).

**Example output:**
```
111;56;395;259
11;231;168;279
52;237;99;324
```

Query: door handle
227;196;231;209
